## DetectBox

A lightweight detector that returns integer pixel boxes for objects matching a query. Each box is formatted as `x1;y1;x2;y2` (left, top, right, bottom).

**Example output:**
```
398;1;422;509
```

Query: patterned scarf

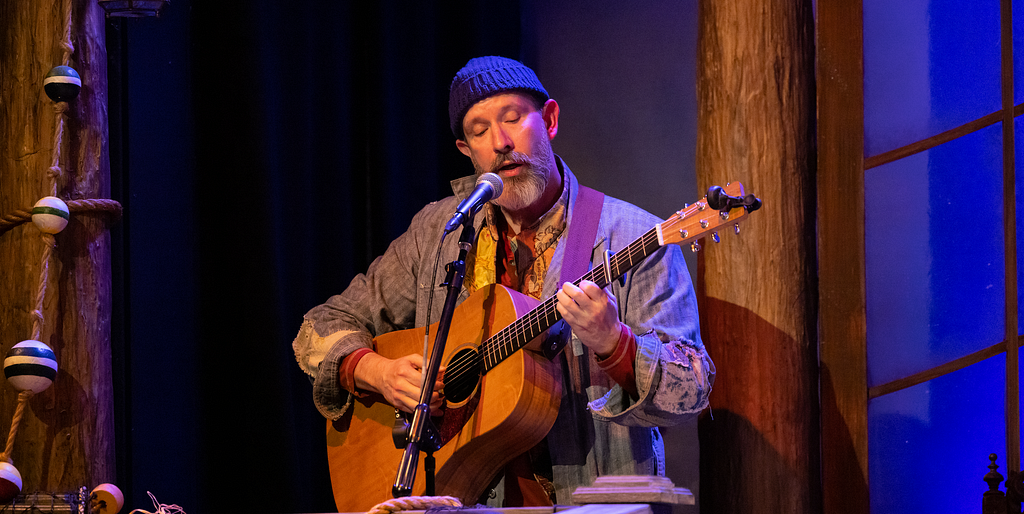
465;178;569;299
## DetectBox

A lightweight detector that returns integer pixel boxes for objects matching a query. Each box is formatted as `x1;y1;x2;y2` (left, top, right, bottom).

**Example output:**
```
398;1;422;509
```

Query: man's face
456;93;559;213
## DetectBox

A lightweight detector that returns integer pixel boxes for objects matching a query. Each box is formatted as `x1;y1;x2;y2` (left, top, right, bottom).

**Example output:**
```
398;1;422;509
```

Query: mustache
487;151;535;174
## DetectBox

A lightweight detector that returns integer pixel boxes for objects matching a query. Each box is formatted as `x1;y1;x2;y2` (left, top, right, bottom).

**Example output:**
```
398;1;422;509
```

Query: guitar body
326;284;563;512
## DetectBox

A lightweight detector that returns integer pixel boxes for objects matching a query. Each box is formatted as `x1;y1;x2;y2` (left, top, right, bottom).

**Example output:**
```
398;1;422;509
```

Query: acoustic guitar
326;182;759;512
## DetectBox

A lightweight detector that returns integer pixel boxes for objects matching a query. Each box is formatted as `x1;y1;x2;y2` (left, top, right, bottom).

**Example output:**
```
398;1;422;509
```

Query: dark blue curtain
110;2;527;511
109;1;701;512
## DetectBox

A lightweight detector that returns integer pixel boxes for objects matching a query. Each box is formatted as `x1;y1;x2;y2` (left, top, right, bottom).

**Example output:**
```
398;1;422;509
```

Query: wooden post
0;0;115;492
695;0;820;513
816;0;869;512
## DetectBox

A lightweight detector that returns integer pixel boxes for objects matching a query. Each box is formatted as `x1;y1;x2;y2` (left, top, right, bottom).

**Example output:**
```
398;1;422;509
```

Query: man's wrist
593;322;627;359
343;348;378;395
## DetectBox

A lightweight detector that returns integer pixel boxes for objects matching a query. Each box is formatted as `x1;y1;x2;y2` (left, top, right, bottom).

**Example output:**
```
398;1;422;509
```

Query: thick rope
49;103;68;196
0;199;123;237
366;496;462;514
51;0;74;197
59;0;74;66
0;391;35;464
30;234;56;342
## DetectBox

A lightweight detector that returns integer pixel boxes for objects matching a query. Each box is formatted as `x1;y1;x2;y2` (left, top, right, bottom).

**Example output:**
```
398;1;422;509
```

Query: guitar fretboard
478;226;663;373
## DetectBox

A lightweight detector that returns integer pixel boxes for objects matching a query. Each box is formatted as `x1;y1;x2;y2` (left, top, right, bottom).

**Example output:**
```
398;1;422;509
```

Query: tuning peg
691;241;701;253
707;185;761;212
712;232;720;243
734;223;740;235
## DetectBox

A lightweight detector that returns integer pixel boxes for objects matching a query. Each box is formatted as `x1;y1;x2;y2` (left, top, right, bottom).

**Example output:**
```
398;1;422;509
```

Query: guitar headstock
657;181;760;250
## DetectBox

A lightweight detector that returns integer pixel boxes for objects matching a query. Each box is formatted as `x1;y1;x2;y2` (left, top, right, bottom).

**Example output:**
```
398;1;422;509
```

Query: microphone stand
392;220;476;499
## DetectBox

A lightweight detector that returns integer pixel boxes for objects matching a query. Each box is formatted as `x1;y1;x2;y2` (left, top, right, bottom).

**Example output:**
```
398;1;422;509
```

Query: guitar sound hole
444;348;482;404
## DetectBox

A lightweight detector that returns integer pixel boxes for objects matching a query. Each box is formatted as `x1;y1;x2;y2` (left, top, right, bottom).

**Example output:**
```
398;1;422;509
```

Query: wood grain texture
0;0;115;493
571;475;694;506
694;0;820;512
1001;0;1020;476
815;0;870;513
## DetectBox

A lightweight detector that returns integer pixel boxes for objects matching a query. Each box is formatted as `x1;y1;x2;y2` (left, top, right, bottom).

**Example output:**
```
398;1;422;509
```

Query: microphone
444;172;504;233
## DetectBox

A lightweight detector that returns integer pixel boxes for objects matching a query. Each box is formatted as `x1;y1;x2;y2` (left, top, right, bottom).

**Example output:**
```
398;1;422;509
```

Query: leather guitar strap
560;185;605;283
502;185;605;507
557;184;609;395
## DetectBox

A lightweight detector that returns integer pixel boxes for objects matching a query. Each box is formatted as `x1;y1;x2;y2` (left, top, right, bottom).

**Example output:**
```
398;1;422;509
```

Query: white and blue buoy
3;340;58;394
43;66;81;102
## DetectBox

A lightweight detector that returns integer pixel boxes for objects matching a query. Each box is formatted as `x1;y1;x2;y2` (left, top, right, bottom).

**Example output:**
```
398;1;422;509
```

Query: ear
455;138;472;158
542;99;559;140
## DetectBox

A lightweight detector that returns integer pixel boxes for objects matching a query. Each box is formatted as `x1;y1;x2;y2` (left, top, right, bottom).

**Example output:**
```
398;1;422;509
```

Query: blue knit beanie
449;56;549;138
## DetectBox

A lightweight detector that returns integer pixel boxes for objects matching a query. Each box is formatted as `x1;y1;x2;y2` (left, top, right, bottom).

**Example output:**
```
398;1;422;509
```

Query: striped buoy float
4;340;58;394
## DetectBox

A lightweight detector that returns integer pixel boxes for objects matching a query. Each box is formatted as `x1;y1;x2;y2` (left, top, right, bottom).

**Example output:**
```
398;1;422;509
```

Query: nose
491;127;513;154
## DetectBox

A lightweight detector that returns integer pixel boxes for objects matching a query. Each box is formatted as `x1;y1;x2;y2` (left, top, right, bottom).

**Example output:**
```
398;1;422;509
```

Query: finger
556;291;579;322
561;281;583;299
429;396;445;415
578;280;607;301
558;284;583;310
395;396;416;413
565;281;602;312
404;353;425;369
556;303;581;330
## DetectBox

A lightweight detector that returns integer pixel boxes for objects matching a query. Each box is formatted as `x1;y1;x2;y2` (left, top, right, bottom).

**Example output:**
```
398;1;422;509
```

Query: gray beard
495;167;548;212
474;143;555;212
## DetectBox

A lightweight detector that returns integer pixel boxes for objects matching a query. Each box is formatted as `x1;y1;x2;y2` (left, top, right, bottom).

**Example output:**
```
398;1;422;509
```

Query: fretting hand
556;280;622;357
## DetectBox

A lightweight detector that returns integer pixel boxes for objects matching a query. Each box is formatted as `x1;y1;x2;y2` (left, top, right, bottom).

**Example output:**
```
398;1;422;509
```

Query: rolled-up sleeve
584;203;715;426
292;202;449;420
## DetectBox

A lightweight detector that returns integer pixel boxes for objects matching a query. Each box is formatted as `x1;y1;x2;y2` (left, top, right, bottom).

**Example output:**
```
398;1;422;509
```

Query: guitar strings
429;204;700;399
438;224;666;391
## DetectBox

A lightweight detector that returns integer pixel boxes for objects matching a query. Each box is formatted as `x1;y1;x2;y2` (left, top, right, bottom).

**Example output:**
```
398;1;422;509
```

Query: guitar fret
480;224;669;374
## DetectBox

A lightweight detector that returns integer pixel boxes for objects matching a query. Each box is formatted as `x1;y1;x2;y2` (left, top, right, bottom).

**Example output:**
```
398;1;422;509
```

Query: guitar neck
479;226;662;373
478;182;752;374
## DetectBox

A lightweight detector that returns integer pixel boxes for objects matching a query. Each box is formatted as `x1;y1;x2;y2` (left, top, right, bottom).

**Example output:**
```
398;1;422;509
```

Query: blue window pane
867;124;1004;387
1015;115;1024;337
864;0;1001;157
1018;116;1024;335
869;354;1006;514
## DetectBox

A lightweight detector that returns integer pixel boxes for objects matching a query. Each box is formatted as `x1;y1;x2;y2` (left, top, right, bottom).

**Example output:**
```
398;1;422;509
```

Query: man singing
294;55;714;507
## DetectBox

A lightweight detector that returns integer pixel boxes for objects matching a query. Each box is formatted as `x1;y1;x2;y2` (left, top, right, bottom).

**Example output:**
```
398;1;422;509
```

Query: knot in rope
47;166;63;179
52;102;69;115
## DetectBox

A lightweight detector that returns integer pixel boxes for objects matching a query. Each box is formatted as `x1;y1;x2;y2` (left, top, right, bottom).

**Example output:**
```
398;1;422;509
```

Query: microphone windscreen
477;172;504;200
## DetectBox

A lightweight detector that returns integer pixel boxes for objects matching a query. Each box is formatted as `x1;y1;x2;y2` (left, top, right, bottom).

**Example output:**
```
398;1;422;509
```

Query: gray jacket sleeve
580;197;715;427
292;200;454;420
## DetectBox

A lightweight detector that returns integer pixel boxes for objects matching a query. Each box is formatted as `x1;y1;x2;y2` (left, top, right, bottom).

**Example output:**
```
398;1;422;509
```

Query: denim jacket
293;158;714;504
